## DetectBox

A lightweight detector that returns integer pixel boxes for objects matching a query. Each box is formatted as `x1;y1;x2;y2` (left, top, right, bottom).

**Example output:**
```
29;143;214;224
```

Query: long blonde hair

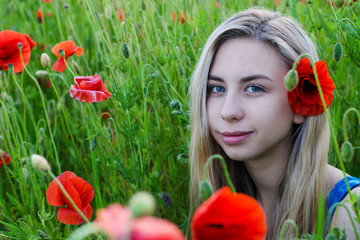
189;8;330;239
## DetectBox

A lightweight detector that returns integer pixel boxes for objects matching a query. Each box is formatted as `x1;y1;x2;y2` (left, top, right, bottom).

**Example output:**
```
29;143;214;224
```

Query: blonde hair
189;8;330;239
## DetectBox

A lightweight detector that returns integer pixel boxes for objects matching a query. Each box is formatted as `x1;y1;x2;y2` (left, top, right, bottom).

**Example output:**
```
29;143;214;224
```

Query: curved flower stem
279;219;299;240
293;53;352;198
18;49;61;173
341;108;360;142
61;55;76;78
47;171;89;223
203;154;235;192
328;202;360;240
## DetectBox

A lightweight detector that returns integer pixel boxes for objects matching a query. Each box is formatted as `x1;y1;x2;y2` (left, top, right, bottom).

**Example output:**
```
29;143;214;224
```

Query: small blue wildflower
161;192;171;207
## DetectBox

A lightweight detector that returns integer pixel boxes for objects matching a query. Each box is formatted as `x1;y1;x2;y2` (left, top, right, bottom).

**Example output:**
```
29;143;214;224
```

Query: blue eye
246;85;263;93
208;85;226;93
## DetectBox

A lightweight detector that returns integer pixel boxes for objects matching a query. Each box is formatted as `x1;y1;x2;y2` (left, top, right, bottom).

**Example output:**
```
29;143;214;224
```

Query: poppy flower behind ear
70;73;111;103
288;58;335;116
46;171;94;225
51;40;83;72
191;186;267;240
0;30;36;73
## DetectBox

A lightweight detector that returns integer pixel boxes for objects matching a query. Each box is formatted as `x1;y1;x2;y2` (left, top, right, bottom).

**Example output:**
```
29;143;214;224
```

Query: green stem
279;219;299;240
341;108;360;142
203;154;235;192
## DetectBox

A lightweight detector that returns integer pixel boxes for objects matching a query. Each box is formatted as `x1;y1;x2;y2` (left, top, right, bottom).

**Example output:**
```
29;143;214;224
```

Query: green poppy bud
341;141;354;162
129;191;156;218
332;0;347;8
200;180;213;201
41;53;51;68
105;4;112;19
141;0;146;11
122;42;129;59
170;99;181;110
325;233;336;240
333;42;342;62
331;226;340;238
284;69;299;91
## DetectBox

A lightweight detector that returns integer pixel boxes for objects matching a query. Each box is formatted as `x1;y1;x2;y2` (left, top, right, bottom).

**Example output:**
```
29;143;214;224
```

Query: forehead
210;38;287;79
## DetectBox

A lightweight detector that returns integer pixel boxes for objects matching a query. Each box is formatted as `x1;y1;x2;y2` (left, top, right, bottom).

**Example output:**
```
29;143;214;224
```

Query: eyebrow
208;74;272;82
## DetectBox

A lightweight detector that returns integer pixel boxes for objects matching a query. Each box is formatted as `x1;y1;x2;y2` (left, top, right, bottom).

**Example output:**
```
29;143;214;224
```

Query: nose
220;92;244;122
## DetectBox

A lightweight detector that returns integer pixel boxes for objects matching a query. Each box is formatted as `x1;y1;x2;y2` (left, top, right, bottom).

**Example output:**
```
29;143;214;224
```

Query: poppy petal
52;40;76;58
70;176;94;209
52;58;67;72
131;216;185;240
57;204;92;225
74;47;83;57
22;33;36;50
79;77;101;90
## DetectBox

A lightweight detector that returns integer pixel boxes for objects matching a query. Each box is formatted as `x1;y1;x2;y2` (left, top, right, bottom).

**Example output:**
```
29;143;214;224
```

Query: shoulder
326;165;348;195
329;183;360;240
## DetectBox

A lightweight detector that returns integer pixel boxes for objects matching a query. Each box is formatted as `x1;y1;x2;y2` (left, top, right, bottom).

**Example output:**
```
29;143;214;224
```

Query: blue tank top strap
325;176;360;231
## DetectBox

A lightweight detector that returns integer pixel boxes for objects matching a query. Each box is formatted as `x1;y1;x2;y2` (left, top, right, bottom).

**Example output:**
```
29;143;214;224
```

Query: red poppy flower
118;9;124;22
171;11;176;23
179;11;185;25
37;9;43;23
46;171;94;225
215;1;221;8
95;204;185;240
0;150;11;168
288;58;335;116
43;0;51;3
69;73;111;103
0;30;36;73
191;186;267;240
51;40;83;72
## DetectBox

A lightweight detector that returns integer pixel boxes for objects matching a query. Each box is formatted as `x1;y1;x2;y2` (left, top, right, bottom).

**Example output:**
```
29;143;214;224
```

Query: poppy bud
141;0;146;11
22;167;29;180
284;69;299;91
341;141;354;162
332;0;347;8
7;63;14;73
17;42;23;51
71;60;80;74
35;70;49;79
200;180;213;201
129;191;156;218
31;154;51;172
105;4;112;19
171;110;183;116
325;233;336;240
41;53;51;68
170;99;181;110
58;49;65;57
63;3;70;9
122;42;129;59
331;226;340;238
333;42;342;62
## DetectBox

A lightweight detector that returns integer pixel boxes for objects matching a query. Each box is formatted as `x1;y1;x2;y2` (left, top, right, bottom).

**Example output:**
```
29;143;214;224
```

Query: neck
244;148;289;214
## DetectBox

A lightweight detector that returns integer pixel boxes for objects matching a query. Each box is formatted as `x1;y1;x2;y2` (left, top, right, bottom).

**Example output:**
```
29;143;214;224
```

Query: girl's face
206;38;304;165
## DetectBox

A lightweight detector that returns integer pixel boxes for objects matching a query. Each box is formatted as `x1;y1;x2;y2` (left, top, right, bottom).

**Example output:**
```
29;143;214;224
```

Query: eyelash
207;84;266;94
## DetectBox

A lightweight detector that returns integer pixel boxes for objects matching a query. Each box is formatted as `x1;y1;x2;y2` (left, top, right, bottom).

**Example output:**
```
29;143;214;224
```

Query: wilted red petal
70;86;111;103
52;40;83;58
95;204;132;239
57;204;93;225
52;58;67;72
191;187;267;240
131;216;185;240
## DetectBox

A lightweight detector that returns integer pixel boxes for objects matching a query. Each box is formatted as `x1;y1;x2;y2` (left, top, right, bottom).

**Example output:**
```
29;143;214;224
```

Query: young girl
189;8;360;239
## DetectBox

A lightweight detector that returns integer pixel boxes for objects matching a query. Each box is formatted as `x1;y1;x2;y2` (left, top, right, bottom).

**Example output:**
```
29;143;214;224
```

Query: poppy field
0;0;360;239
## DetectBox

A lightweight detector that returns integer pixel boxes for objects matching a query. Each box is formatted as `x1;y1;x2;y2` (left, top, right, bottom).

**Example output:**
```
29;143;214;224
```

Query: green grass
0;0;359;239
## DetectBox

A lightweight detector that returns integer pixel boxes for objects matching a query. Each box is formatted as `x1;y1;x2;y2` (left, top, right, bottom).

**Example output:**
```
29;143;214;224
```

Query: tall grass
0;0;359;239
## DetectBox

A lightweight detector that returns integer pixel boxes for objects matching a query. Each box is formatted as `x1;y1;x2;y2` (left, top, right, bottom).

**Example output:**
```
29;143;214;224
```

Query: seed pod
200;180;213;201
17;42;23;51
341;141;354;162
63;3;70;9
7;63;14;73
333;42;342;62
122;42;129;59
284;69;299;91
129;191;156;218
41;53;51;68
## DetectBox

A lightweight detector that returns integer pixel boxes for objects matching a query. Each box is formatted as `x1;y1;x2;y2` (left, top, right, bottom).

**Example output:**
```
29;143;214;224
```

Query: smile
221;131;253;145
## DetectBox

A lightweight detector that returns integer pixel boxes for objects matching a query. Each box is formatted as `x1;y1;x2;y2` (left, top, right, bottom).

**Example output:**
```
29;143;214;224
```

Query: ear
293;113;305;124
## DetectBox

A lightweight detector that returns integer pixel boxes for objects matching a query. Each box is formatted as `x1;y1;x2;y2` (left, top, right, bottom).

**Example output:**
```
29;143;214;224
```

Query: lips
221;131;253;145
